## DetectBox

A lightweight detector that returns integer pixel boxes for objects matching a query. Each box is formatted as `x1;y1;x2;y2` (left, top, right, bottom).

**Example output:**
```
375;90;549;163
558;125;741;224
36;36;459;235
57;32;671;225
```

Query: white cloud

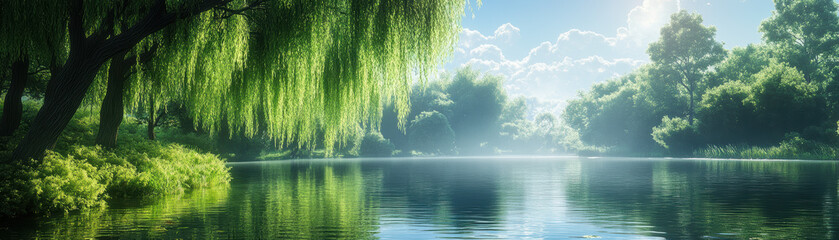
493;23;521;42
444;0;682;115
617;0;681;46
459;23;521;49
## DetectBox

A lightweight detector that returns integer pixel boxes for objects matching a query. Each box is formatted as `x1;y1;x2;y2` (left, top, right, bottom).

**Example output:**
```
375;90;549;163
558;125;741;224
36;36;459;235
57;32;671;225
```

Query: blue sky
442;0;777;114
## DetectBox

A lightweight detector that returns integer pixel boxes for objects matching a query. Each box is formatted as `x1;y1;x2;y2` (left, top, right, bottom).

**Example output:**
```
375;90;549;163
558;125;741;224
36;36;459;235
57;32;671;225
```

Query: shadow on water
5;157;839;239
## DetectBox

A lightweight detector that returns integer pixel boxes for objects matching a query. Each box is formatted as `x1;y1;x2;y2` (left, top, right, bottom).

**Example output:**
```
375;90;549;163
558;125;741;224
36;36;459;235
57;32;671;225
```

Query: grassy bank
0;101;230;217
694;136;839;160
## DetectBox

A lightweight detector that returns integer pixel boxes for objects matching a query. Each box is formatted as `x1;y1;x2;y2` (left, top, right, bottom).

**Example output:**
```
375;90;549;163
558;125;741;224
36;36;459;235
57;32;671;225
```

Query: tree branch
93;0;236;63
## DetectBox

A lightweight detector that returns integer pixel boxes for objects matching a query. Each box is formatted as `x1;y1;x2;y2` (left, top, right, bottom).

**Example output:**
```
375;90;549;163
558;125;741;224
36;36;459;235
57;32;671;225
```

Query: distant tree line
564;0;839;157
358;67;574;157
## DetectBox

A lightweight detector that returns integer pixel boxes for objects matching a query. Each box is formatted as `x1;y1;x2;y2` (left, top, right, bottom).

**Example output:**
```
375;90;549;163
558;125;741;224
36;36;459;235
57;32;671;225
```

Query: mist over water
6;157;839;239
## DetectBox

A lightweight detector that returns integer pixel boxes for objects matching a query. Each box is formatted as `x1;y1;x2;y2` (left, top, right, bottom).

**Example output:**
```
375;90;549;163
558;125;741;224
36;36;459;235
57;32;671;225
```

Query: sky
441;0;776;115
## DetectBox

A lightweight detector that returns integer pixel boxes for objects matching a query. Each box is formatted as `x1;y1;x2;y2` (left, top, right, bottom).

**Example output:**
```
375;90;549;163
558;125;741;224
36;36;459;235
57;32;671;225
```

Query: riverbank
693;136;839;160
0;101;230;218
574;136;839;161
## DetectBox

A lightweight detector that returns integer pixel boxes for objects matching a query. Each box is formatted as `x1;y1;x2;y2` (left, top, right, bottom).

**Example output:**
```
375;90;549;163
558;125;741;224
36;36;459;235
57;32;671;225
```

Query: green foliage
500;96;527;123
359;132;395;157
4;0;473;160
651;116;698;155
185;0;473;156
564;6;839;158
0;0;67;63
24;151;108;214
696;81;756;145
498;120;539;153
749;61;824;143
499;112;575;154
760;0;839;83
709;44;772;85
696;135;839;160
408;111;455;155
563;71;662;152
380;67;561;156
0;103;230;217
446;68;507;154
648;10;726;120
648;11;726;73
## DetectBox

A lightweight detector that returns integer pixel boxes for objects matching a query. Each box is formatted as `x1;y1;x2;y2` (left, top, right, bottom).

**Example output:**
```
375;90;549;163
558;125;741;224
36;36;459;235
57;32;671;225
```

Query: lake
5;156;839;239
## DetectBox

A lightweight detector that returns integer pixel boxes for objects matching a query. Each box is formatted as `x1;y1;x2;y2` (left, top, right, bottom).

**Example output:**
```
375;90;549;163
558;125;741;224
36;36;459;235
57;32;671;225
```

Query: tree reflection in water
6;158;839;239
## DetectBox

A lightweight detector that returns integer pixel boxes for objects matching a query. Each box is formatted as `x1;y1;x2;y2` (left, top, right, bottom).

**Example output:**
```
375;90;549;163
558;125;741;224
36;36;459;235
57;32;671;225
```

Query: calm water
4;156;839;239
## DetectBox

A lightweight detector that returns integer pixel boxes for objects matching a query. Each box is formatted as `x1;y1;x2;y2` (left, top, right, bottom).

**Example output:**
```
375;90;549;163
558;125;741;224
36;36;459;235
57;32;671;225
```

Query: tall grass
0;101;230;217
694;137;839;160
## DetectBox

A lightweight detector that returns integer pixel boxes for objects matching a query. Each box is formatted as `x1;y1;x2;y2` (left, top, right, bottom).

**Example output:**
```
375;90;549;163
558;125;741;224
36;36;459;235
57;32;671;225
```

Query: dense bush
408;111;455;155
446;69;507;154
696;81;756;145
380;67;541;156
359;132;395;157
0;103;230;217
747;62;824;143
563;70;664;153
651;116;699;155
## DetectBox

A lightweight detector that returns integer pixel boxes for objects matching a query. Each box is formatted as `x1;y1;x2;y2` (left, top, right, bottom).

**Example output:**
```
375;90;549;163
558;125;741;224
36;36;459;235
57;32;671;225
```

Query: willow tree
94;44;158;147
0;0;67;136
97;3;247;146
9;0;470;162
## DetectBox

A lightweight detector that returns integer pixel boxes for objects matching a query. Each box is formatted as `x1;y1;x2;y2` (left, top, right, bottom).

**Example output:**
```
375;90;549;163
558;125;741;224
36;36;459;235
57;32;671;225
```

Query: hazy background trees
374;67;571;156
563;0;839;158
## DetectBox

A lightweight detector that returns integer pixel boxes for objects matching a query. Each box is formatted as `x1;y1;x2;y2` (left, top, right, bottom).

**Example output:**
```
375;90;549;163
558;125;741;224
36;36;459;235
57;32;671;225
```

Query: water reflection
5;157;839;239
565;159;839;239
5;186;230;239
225;161;378;239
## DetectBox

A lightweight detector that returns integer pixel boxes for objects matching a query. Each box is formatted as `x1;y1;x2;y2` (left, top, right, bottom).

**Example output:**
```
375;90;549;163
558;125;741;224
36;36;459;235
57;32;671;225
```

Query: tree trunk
688;91;694;123
95;52;130;148
148;94;156;140
0;72;7;93
10;46;112;162
10;0;222;162
686;76;695;123
0;56;30;136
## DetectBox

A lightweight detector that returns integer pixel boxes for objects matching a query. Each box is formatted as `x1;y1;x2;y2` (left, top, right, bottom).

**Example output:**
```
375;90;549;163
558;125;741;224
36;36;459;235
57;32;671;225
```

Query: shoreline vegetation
3;0;839;223
562;6;839;162
0;101;230;218
1;96;837;219
0;0;471;221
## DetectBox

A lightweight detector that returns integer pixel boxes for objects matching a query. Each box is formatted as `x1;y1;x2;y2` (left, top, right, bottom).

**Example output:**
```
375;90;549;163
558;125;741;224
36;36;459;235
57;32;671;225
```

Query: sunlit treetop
648;10;726;76
760;0;839;83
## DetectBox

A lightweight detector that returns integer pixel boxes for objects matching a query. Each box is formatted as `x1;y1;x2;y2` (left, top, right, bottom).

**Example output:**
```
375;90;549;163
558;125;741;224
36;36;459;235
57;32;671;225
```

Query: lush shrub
563;70;665;153
358;132;395;157
408;111;455;155
747;62;824;143
0;103;230;217
652;116;699;155
696;81;757;145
